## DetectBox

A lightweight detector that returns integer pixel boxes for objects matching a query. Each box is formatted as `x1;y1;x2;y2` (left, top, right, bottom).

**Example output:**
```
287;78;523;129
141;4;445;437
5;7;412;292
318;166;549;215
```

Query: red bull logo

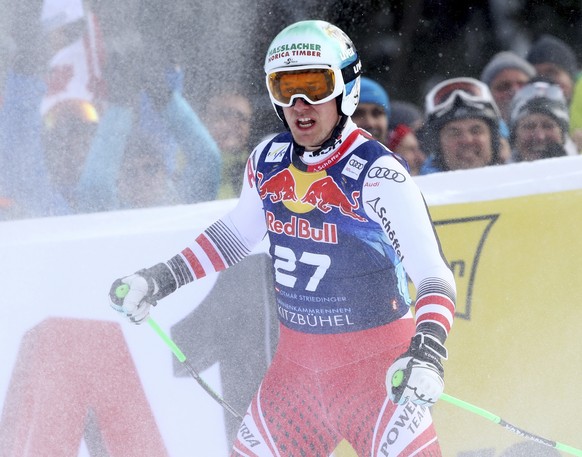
266;211;338;244
301;176;367;222
257;170;297;203
258;168;367;222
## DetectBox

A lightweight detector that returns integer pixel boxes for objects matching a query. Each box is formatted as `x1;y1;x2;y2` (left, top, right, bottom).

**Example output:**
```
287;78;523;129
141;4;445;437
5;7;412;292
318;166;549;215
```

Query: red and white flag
41;0;105;116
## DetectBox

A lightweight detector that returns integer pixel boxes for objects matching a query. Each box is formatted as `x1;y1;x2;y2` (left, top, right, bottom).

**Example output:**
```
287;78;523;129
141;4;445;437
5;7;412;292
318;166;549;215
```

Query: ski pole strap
440;393;582;457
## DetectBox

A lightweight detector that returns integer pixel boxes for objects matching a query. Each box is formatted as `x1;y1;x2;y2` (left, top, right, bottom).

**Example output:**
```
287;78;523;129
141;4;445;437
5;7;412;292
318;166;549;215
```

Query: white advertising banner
1;155;581;456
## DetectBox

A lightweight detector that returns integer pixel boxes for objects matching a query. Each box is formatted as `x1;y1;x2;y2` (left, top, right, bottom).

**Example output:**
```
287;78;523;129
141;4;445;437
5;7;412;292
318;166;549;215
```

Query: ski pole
115;284;244;421
439;393;582;456
391;370;582;456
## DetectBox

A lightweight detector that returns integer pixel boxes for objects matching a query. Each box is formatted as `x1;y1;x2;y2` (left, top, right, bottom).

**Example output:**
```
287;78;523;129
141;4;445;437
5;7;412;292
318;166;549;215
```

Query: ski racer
109;19;456;456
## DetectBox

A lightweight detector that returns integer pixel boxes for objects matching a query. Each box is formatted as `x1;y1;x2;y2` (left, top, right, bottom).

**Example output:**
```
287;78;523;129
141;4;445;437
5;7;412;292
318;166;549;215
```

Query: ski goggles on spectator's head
266;66;344;107
509;80;568;127
512;80;566;106
425;77;495;116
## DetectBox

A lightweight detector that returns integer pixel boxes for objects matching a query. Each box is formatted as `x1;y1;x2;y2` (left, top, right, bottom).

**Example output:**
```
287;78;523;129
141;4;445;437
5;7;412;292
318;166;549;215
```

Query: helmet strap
341;53;362;85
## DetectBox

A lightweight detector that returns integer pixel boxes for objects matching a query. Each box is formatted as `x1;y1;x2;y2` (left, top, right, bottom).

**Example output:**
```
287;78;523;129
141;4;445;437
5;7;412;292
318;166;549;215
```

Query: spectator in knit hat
389;100;424;133
388;124;426;176
526;34;578;102
509;79;576;162
352;76;390;145
480;51;536;124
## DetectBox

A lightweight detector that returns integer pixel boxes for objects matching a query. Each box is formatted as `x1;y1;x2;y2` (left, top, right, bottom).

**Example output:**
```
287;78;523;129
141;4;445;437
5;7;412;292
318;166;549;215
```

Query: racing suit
167;118;456;456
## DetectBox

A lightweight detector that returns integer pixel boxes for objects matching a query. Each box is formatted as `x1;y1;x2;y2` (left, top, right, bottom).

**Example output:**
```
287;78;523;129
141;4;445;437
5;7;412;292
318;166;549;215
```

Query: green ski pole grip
115;283;130;299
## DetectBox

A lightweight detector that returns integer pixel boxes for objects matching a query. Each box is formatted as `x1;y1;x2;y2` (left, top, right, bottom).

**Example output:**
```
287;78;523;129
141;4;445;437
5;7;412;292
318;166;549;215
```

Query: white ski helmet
509;80;570;136
264;20;362;120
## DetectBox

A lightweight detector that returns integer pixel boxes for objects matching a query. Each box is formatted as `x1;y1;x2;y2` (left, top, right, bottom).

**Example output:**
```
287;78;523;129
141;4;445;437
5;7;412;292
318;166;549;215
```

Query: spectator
38;45;220;214
137;71;222;206
0;2;68;219
0;73;47;219
41;99;100;212
420;77;503;174
75;56;221;212
0;4;221;219
388;123;426;176
351;76;390;144
202;87;253;199
117;132;182;209
389;99;424;133
479;51;536;165
526;34;578;103
480;51;536;124
509;79;575;162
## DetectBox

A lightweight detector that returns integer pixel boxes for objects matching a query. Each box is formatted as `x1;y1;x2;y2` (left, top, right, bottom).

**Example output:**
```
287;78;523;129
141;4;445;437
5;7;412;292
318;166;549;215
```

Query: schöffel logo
365;197;404;261
367;166;406;183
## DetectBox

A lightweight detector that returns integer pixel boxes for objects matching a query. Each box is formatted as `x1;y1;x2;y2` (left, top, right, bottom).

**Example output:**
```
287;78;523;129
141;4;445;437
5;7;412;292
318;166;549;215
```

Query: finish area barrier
0;156;580;456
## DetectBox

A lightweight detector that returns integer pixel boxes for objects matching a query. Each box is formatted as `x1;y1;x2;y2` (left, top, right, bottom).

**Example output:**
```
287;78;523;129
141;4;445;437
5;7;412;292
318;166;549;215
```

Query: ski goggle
425;78;495;116
512;81;566;106
266;66;344;107
510;81;568;124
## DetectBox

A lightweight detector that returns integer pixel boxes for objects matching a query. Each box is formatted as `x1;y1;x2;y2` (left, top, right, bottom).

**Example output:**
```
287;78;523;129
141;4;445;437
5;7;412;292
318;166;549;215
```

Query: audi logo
348;158;364;170
367;167;406;182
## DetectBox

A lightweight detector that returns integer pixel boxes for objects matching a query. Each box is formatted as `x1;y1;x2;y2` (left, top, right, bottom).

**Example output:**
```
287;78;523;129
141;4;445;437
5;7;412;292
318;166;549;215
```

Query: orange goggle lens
268;68;337;106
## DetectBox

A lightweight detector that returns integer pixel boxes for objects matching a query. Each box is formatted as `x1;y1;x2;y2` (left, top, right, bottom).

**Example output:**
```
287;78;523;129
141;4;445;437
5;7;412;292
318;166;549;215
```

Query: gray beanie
390;100;423;128
527;34;578;79
480;51;536;86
